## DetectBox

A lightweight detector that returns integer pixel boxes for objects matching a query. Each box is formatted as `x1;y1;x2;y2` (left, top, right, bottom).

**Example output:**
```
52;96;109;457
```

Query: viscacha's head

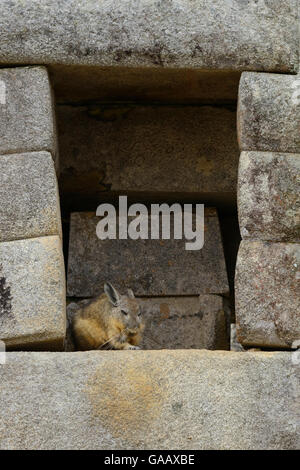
104;282;144;336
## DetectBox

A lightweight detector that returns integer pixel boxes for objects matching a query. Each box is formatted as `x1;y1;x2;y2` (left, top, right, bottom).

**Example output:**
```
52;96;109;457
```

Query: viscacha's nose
128;328;137;335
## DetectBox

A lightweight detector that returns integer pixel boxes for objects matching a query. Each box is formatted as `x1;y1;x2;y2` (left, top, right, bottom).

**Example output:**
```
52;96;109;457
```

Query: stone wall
235;72;300;349
0;67;66;350
67;209;229;297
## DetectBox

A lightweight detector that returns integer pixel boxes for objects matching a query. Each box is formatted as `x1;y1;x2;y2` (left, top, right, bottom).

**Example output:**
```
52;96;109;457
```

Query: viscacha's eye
121;310;128;316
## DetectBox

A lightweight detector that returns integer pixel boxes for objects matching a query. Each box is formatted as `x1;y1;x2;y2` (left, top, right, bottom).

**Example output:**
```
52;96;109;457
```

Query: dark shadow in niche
0;264;13;321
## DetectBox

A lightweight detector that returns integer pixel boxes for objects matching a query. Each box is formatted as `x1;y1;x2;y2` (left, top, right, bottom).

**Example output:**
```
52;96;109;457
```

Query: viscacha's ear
104;282;120;306
127;289;135;299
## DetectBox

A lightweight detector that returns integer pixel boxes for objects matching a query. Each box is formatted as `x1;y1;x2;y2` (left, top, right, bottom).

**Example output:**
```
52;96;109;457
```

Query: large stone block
238;72;300;153
0;351;299;449
0;236;66;350
0;66;58;166
238;151;300;242
58;104;238;209
66;295;230;351
0;151;62;242
139;295;229;350
235;241;300;348
0;1;298;72
67;209;229;297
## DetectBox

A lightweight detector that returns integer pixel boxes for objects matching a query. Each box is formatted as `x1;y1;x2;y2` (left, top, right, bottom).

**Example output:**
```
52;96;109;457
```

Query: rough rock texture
58;104;238;209
238;72;300;153
67;210;229;297
0;236;66;350
0;351;299;449
0;152;62;242
139;295;229;350
235;241;300;348
230;324;261;352
238;151;300;242
66;295;230;351
0;66;58;166
0;1;298;72
230;323;245;352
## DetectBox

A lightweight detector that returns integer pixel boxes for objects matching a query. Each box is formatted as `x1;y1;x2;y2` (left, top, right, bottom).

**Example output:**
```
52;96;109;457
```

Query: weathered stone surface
58;104;238;210
0;1;298;72
230;324;245;352
0;66;58;166
238;151;300;242
0;351;299;449
238;73;300;153
235;241;300;348
66;295;230;351
0;151;62;242
0;236;66;350
67;210;229;297
230;324;261;352
139;295;229;350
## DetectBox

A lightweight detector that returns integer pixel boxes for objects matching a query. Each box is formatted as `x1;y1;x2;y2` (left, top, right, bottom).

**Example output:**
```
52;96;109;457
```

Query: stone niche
57;101;239;212
54;68;241;352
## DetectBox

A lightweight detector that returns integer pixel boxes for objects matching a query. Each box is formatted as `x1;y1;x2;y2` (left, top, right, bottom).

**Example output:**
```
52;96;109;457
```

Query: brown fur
72;284;145;351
